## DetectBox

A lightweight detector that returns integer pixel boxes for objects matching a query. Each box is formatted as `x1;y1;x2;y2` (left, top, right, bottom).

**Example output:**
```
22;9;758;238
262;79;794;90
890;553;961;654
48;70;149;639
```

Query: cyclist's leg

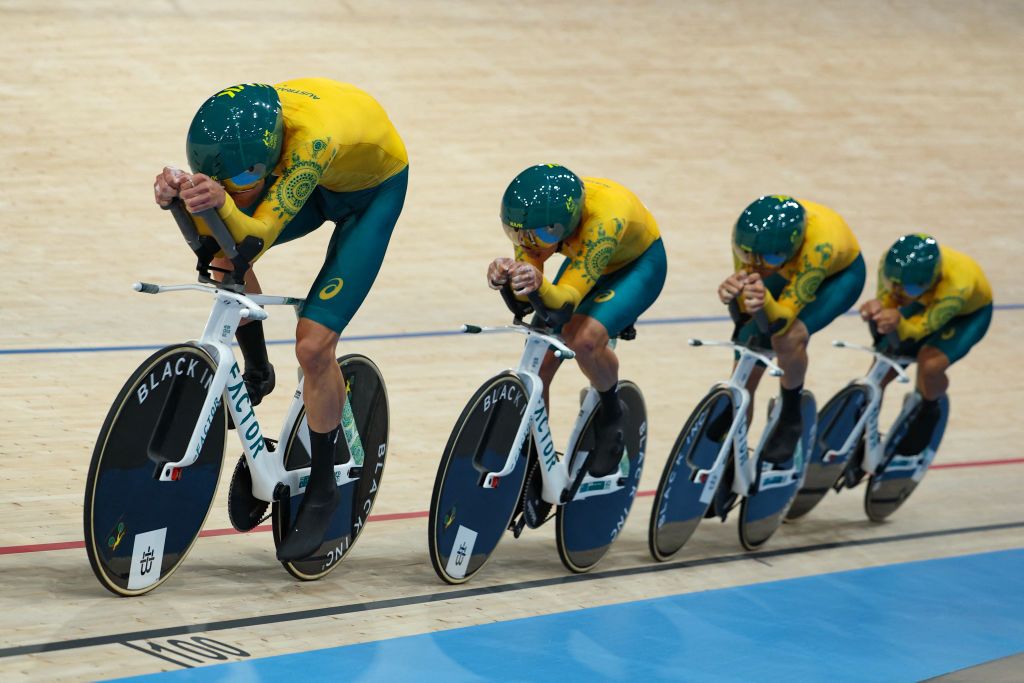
278;169;408;560
569;239;667;475
763;253;866;463
775;251;867;375
895;304;992;454
214;182;333;406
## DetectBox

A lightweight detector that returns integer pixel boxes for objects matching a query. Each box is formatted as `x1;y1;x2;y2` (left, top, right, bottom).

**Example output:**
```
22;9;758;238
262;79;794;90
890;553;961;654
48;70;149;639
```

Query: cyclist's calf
295;319;345;430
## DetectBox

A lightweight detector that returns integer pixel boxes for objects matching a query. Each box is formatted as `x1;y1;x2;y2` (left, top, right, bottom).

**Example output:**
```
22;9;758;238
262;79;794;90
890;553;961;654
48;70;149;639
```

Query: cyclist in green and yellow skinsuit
152;78;408;561
717;195;865;463
487;164;667;477
860;234;992;454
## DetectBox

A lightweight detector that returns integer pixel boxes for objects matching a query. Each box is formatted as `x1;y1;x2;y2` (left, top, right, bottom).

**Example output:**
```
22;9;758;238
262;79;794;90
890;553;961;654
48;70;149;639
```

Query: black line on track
3;519;1022;659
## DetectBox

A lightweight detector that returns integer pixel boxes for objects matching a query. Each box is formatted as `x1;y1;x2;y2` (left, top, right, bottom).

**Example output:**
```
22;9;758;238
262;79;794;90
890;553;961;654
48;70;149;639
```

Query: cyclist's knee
565;317;610;358
294;320;339;373
771;320;808;357
917;346;950;378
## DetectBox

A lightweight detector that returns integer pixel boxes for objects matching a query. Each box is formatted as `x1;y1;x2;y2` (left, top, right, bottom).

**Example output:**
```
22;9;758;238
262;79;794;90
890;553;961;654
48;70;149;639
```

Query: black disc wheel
787;384;869;521
739;391;817;550
272;354;389;580
428;372;530;584
84;344;227;597
648;386;734;562
865;394;949;522
556;381;646;573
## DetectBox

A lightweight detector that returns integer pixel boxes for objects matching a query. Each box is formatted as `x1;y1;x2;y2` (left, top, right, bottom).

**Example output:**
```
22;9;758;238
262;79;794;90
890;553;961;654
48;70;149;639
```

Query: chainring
521;458;554;529
227;454;270;532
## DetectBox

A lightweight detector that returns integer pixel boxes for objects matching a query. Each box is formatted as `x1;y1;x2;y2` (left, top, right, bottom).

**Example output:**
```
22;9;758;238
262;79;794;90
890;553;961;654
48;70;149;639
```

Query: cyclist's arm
762;244;835;334
511;246;577;308
194;144;326;261
897;287;969;341
528;217;624;310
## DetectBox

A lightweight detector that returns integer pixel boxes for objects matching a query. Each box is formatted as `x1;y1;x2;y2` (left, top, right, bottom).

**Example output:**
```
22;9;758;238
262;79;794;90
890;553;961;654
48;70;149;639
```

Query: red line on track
931;457;1024;470
3;457;1022;557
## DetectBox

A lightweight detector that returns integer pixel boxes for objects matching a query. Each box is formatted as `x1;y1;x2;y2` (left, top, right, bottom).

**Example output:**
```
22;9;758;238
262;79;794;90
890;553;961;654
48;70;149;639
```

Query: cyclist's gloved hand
179;173;226;214
718;270;748;305
508;262;542;297
859;299;883;322
154;166;188;208
741;272;766;313
872;308;900;336
487;257;515;290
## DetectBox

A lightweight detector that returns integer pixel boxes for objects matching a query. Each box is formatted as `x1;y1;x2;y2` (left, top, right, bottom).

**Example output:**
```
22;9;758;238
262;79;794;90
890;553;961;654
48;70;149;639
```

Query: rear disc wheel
557;381;646;573
273;354;390;580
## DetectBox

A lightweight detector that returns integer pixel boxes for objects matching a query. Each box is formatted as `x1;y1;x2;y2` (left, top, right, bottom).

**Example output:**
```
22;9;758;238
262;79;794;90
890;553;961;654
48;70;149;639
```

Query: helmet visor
222;164;269;192
502;223;562;250
887;279;929;299
734;245;790;270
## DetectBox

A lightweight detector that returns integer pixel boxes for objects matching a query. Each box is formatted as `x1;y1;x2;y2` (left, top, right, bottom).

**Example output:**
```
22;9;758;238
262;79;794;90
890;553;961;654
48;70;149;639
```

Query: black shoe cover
588;402;626;477
761;417;802;465
894;401;941;455
276;486;340;562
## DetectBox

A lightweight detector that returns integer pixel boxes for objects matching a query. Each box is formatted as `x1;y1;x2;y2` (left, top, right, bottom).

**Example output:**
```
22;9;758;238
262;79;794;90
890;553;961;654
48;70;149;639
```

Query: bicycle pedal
509;514;527;539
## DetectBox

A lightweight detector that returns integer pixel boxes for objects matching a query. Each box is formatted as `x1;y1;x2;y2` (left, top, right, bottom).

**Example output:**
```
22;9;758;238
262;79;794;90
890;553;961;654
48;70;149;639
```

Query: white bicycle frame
686;338;803;504
463;322;631;505
825;340;932;479
134;281;368;502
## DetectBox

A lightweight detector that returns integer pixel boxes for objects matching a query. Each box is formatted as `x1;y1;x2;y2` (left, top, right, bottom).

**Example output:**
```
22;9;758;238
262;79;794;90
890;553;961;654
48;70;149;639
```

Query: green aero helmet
882;233;941;298
732;195;807;269
500;164;584;250
186;83;284;187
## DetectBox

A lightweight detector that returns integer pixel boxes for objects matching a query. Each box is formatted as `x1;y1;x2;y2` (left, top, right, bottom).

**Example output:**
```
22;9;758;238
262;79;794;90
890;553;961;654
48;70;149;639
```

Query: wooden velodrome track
1;0;1022;680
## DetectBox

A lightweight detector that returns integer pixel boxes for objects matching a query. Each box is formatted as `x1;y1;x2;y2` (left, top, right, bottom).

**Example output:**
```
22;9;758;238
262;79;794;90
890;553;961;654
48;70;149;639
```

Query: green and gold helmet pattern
500;164;584;249
186;83;284;185
732;195;806;269
883;233;941;298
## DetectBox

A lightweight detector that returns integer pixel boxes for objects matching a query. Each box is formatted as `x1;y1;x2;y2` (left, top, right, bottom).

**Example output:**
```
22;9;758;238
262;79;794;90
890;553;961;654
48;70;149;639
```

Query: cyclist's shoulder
797;198;847;230
582;176;635;203
581;177;648;224
938;245;988;288
275;79;391;123
275;78;369;101
799;198;858;251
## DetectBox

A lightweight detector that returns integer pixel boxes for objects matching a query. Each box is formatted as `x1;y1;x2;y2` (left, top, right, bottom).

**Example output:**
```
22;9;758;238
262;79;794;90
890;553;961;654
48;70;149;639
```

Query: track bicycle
427;289;647;584
786;334;949;523
648;304;816;560
83;202;389;596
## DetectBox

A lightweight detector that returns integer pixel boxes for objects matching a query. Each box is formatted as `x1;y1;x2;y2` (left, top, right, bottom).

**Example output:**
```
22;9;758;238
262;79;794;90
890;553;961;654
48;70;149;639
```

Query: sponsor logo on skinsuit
319;277;344;300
